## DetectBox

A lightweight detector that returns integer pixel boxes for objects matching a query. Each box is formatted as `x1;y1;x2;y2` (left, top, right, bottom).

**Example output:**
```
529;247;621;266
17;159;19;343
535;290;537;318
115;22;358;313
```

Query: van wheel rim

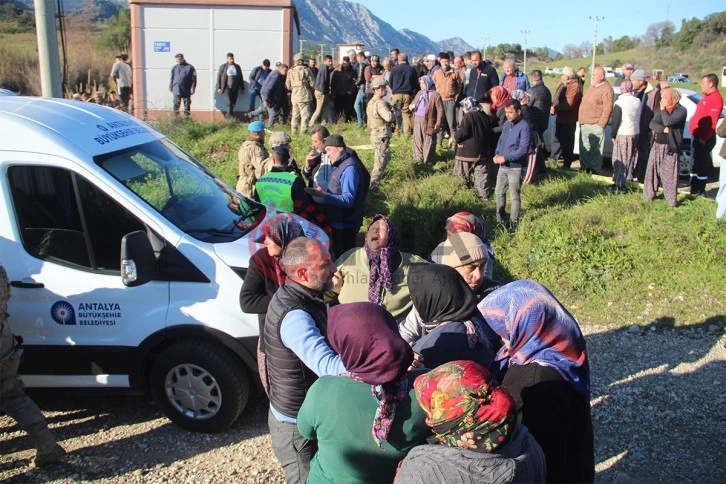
164;363;221;420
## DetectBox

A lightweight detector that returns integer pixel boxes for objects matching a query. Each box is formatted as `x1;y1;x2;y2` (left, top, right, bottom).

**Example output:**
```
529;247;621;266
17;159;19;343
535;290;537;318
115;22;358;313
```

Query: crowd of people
241;209;594;483
225;48;724;221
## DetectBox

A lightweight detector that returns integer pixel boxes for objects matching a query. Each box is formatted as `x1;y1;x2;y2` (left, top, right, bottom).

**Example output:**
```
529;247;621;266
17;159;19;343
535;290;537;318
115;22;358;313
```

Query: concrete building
129;0;300;120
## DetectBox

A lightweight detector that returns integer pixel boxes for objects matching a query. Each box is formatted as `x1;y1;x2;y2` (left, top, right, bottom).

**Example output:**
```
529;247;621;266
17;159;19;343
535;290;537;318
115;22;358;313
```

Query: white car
543;87;725;170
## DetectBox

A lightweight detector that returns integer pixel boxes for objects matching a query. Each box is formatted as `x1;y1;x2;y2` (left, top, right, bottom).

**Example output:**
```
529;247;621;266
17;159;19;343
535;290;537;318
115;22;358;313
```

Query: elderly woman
452;97;497;201
611;80;642;193
405;264;500;370
410;75;444;164
478;279;594;483
297;302;430;483
488;86;512;134
395;360;546;483
332;214;426;322
643;86;686;207
239;213;305;393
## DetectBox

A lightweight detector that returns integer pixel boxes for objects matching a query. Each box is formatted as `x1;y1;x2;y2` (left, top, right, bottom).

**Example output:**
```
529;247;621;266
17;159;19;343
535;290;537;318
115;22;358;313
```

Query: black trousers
556;122;577;167
690;135;716;194
223;88;240;117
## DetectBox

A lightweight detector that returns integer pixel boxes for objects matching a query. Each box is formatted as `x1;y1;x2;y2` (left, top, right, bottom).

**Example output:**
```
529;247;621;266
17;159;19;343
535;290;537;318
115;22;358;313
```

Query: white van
0;97;324;432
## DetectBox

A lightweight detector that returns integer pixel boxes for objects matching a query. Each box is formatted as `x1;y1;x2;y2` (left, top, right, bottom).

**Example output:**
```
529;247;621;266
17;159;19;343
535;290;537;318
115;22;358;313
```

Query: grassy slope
153;118;726;329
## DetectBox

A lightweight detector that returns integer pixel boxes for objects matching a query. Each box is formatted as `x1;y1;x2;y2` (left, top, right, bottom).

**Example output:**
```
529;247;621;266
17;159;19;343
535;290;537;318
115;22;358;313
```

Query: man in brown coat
551;67;583;169
578;66;614;173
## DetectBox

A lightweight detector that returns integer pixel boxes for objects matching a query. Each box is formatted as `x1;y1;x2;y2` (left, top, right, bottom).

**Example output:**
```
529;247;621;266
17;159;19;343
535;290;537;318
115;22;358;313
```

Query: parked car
667;75;692;84
543;87;725;172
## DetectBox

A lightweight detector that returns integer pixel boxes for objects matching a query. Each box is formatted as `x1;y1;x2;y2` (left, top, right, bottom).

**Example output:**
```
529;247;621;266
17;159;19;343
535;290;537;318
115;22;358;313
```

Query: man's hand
305;182;326;198
305;150;318;166
331;269;344;294
408;342;424;371
493;154;506;165
217;88;223;94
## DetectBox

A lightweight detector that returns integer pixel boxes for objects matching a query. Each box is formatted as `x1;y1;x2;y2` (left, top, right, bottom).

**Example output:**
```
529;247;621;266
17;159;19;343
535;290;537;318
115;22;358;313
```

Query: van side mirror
121;231;156;287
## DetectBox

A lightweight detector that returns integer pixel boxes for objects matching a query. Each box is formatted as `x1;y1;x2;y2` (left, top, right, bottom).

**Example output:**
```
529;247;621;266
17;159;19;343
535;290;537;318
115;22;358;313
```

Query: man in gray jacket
170;53;197;117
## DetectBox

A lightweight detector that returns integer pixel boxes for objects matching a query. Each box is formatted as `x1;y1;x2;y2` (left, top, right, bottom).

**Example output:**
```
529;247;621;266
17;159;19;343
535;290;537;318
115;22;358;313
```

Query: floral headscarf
619;80;633;95
260;213;304;284
414;360;515;453
477;279;591;399
459;96;482;112
364;214;400;305
328;302;414;450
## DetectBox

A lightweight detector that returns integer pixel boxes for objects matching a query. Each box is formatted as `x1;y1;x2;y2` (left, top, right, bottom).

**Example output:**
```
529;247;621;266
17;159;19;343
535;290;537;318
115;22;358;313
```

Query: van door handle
11;280;45;289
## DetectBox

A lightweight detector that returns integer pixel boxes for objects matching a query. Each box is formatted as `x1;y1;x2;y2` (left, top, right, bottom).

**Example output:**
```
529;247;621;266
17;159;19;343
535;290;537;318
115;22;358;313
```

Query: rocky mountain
296;0;474;56
70;0;124;22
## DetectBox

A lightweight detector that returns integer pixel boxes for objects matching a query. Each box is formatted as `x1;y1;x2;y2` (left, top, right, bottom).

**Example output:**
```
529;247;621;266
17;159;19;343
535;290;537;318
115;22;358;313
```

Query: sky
351;0;722;53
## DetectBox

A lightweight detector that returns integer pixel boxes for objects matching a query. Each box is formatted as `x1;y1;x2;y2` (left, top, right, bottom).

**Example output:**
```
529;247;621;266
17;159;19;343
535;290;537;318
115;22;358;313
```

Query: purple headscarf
364;214;399;305
477;279;591;399
328;302;414;449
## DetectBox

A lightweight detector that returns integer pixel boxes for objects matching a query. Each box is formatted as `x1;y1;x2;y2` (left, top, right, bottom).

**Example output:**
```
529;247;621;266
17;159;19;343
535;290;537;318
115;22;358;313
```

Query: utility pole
299;37;304;54
521;30;531;74
481;36;489;60
589;16;603;75
319;43;325;62
35;0;62;97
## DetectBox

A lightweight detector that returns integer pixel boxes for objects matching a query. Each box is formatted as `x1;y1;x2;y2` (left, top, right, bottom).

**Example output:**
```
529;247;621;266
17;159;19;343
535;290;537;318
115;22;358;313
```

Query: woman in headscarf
332;214;426;322
452;97;497;201
239;213;305;394
611;80;642;193
488;85;512;134
297;302;430;484
404;264;500;370
410;75;444;164
643;86;686;207
511;89;539;185
395;360;546;483
478;279;594;483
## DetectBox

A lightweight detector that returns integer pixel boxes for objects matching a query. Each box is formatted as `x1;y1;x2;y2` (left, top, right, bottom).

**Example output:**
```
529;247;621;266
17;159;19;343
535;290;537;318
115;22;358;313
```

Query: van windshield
95;139;265;242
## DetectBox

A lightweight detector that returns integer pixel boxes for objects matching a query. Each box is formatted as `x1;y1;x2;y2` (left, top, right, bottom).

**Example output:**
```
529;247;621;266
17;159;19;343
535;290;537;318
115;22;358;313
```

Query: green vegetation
151;119;726;329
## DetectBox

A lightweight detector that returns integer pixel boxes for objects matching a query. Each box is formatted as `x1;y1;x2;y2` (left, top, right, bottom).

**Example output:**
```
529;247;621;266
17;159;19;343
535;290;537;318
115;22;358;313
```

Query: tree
96;8;130;53
562;43;580;59
535;46;551;61
642;21;675;48
611;35;637;53
578;41;593;58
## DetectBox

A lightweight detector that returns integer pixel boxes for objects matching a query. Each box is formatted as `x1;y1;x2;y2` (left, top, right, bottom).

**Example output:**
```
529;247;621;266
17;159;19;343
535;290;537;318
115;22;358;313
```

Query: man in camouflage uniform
236;120;268;198
285;53;314;136
0;265;66;467
366;78;398;191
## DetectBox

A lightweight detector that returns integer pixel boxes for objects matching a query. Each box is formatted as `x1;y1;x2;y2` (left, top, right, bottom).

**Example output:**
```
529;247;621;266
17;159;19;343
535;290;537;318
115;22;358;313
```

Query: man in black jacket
466;50;499;103
216;52;244;118
389;52;419;135
527;70;552;173
310;56;333;126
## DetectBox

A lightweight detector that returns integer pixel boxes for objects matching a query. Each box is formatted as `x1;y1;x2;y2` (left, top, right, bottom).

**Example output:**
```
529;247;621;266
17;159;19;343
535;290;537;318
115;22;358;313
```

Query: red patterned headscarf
414;360;515;453
489;86;512;111
260;213;304;284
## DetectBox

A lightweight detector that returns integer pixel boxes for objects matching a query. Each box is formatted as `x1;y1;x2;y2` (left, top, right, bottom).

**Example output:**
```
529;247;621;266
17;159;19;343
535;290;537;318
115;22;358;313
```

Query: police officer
285;53;314;135
255;146;306;213
0;265;66;467
366;78;398;191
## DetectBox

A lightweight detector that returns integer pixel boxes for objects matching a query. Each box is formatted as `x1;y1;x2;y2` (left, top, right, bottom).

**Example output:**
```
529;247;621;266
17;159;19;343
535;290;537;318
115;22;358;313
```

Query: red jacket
690;89;724;140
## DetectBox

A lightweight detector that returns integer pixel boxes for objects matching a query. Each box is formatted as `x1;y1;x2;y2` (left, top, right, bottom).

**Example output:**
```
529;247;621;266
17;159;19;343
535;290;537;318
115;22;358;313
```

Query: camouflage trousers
0;320;58;453
290;102;311;135
370;133;391;190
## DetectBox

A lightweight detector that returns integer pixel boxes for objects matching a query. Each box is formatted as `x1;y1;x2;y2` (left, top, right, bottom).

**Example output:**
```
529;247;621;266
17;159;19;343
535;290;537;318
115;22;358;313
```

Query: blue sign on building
154;41;171;53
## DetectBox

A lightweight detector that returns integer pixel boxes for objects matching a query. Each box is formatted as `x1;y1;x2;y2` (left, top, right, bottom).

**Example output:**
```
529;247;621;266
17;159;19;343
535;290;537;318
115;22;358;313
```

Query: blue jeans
354;89;367;125
247;88;261;112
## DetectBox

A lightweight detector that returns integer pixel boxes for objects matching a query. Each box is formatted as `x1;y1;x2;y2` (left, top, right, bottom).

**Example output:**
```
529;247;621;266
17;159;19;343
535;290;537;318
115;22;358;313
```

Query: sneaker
34;444;66;467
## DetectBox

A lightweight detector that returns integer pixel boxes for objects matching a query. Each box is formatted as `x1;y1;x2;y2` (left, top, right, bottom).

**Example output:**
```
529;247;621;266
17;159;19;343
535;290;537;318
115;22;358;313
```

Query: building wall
130;0;298;120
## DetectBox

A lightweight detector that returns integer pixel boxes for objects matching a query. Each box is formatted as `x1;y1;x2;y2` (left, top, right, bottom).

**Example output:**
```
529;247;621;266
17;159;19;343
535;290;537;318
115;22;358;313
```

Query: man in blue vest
255;146;306;213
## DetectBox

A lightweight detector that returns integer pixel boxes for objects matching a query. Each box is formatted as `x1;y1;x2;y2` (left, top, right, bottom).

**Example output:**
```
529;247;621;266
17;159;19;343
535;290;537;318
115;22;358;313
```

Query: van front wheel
150;340;250;433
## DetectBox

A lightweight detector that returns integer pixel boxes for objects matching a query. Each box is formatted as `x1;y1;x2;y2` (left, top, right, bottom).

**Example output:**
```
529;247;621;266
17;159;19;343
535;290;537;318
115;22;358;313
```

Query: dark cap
324;134;345;148
370;55;380;62
275;61;282;67
271;145;291;164
174;53;183;59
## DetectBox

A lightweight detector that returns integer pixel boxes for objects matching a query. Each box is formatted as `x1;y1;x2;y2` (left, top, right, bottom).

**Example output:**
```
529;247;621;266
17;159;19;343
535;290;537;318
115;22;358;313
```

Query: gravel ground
1;321;724;483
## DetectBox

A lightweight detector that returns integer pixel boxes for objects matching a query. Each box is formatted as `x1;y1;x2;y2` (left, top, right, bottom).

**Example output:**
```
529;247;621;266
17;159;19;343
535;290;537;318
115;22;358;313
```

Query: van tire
150;340;249;433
